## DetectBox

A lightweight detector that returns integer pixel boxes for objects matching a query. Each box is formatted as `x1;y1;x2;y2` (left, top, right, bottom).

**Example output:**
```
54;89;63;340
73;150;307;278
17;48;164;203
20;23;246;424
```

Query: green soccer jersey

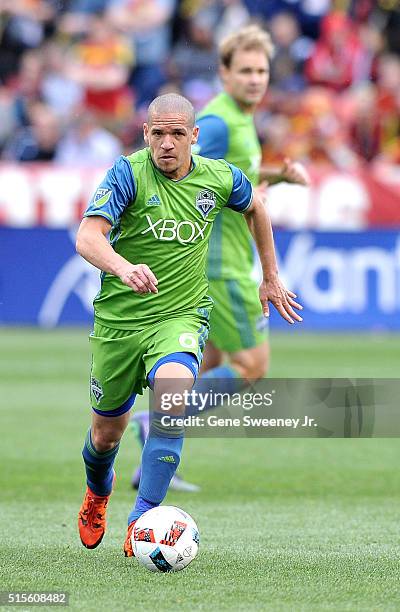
196;92;262;280
84;148;253;330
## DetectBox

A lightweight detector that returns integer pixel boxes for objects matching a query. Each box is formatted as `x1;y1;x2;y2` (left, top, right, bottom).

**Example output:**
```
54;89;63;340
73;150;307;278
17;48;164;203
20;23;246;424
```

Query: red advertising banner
0;163;399;228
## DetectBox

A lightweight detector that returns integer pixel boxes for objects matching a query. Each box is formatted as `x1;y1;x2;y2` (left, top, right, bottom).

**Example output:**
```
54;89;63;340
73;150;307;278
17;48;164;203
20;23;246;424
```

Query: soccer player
76;93;302;555
130;25;309;489
197;25;309;379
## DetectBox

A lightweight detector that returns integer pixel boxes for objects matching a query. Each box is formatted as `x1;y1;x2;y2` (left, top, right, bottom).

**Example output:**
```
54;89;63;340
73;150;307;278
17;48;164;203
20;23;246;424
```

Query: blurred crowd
0;0;399;168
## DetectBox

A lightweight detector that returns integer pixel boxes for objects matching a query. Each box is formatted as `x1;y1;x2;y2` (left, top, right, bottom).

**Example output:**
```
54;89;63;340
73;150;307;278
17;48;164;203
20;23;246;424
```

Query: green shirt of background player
196;25;309;381
75;93;303;555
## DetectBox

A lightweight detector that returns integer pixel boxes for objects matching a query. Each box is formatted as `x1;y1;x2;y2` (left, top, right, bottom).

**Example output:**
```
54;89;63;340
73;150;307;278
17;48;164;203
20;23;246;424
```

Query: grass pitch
0;329;399;611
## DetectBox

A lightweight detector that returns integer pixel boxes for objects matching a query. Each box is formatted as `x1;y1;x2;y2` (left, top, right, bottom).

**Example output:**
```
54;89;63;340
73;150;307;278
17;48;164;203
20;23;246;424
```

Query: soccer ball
132;506;200;573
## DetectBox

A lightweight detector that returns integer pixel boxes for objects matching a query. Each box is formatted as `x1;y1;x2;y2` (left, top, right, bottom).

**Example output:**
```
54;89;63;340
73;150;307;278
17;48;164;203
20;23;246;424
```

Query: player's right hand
120;264;158;294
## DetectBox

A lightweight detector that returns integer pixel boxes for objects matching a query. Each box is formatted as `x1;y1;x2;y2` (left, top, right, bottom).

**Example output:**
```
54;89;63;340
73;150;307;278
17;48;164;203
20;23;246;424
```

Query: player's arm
76;217;158;294
259;157;310;186
76;156;158;294
226;163;302;324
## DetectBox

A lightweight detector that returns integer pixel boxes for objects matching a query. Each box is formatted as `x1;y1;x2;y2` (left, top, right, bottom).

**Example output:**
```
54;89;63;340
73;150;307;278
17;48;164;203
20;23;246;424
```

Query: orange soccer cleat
78;475;115;549
123;521;136;557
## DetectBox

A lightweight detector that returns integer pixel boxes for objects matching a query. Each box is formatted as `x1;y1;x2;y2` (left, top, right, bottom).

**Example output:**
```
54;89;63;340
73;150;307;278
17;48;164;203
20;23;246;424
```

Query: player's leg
80;404;136;549
124;357;197;556
79;411;132;549
78;323;142;549
124;314;208;555
130;313;222;473
83;410;131;496
200;340;223;373
131;360;194;519
130;413;200;492
130;338;222;491
207;278;269;370
184;278;269;415
130;317;210;493
229;340;270;381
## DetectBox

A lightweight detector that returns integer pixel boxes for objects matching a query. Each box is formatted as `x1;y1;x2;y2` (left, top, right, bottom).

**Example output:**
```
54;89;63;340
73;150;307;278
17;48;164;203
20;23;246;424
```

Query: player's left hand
259;276;303;324
253;181;268;205
280;158;310;186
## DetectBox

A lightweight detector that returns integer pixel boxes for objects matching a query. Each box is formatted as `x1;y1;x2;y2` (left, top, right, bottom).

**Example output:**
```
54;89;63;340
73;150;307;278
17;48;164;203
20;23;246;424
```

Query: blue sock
82;429;119;496
187;364;245;415
128;413;183;524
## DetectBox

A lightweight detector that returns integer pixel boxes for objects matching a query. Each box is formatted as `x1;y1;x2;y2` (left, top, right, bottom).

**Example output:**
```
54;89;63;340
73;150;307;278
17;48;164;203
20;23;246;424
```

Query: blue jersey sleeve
84;156;135;226
195;115;229;159
226;163;253;213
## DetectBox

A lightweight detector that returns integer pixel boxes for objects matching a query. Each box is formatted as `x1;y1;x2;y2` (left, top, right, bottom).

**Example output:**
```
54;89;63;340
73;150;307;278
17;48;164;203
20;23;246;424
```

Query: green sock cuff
85;429;120;459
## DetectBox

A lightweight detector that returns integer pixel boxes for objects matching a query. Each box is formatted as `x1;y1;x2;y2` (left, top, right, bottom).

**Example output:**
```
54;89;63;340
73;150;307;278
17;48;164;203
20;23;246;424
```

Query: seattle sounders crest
195;189;216;218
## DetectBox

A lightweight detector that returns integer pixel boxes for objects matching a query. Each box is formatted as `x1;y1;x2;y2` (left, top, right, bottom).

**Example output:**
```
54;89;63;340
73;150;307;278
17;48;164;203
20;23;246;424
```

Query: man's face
221;48;270;111
144;113;199;180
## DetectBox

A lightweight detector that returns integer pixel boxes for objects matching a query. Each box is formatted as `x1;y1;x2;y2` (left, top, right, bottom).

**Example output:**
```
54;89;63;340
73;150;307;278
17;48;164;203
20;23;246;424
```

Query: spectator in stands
305;11;370;91
2;101;61;161
169;8;219;104
66;12;135;130
0;85;16;153
213;0;250;43
357;19;383;80
292;87;358;169
9;49;43;128
58;0;110;37
65;14;134;130
382;6;400;56
0;0;55;83
348;85;381;163
40;40;84;121
107;0;176;107
268;11;313;91
55;109;123;166
375;54;400;162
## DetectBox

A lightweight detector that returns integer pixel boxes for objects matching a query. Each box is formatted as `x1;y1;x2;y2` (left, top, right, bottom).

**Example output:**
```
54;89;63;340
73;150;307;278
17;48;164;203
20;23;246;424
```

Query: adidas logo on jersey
147;194;161;206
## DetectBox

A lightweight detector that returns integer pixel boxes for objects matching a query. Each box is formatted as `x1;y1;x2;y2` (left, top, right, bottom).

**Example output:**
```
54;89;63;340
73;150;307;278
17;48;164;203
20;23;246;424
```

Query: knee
241;360;268;381
231;347;269;381
91;427;121;453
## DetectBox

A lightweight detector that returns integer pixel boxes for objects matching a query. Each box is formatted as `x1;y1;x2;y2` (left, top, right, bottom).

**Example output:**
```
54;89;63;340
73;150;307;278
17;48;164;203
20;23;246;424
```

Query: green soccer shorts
207;278;268;353
89;313;209;412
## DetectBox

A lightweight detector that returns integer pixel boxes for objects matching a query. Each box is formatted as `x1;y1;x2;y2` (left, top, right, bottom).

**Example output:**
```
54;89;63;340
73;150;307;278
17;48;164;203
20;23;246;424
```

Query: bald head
148;94;195;128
